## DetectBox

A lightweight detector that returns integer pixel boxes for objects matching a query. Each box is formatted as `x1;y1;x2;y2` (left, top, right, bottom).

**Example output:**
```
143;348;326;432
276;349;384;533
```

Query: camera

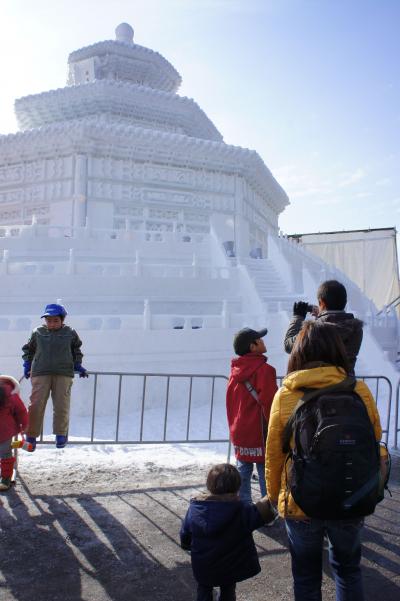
293;301;317;318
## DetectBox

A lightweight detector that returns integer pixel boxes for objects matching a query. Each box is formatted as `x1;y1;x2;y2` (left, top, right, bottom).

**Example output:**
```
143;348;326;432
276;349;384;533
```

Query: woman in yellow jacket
266;321;382;601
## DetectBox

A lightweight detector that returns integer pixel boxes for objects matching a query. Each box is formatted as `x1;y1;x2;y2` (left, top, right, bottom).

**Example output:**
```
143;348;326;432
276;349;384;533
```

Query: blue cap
41;303;67;318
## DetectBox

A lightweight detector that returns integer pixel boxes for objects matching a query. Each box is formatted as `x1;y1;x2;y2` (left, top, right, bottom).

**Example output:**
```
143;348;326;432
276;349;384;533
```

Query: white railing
0;222;209;245
1;256;234;280
0;307;264;332
377;296;400;316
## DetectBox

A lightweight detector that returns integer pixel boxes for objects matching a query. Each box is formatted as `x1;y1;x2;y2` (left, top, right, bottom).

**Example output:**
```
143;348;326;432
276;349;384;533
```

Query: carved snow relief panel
242;181;278;231
89;158;235;194
0;157;73;224
0;165;24;184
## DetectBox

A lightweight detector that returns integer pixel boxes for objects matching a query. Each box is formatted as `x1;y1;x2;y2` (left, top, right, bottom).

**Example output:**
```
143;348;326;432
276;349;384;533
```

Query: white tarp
292;228;400;311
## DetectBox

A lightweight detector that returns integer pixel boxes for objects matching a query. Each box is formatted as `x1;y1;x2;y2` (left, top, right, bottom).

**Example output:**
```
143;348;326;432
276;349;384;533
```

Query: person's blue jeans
285;518;364;601
236;460;266;504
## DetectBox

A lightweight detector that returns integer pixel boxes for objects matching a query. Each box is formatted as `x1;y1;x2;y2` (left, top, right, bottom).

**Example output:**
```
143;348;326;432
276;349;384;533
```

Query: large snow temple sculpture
0;23;397;385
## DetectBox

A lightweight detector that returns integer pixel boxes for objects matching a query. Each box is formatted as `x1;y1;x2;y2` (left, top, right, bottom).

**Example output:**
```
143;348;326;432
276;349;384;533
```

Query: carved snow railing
0;222;208;244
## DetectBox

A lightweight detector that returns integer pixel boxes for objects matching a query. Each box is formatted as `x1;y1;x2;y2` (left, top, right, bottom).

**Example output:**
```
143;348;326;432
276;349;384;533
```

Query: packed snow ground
16;441;231;479
4;374;400;601
1;445;399;601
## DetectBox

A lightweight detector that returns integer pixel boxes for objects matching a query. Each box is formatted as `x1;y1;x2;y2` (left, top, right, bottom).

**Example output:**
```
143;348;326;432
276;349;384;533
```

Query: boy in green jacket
22;303;88;450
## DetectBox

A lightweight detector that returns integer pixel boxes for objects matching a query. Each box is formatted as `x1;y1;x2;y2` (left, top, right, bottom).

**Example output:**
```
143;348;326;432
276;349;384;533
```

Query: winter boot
55;435;68;448
25;436;37;451
0;457;16;491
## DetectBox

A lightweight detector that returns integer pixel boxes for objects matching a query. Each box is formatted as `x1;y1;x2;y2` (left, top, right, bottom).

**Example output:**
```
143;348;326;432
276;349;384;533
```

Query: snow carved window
149;208;180;220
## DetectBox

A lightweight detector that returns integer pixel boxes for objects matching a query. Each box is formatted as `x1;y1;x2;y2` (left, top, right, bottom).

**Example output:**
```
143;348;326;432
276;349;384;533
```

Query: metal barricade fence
395;379;400;450
358;376;391;445
39;372;230;447
37;372;392;447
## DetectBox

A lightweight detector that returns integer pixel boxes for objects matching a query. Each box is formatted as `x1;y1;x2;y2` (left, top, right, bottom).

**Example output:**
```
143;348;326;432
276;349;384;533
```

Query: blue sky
0;0;399;236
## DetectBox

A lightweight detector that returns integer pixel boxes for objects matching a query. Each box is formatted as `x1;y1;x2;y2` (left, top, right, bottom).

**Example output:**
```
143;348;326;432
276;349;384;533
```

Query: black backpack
282;376;383;520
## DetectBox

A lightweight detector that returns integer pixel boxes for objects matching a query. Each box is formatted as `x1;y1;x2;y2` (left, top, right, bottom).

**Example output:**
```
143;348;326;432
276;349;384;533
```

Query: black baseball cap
233;327;268;356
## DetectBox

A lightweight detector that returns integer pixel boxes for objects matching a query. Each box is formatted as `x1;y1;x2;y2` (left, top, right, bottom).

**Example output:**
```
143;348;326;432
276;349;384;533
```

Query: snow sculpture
0;24;397;399
115;22;134;43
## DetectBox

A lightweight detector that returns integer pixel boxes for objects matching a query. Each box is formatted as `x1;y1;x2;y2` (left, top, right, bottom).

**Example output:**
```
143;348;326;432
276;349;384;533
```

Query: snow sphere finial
115;23;134;44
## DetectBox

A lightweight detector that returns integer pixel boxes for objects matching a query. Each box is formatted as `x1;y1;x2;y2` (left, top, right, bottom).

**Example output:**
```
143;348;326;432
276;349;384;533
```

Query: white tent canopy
289;227;400;312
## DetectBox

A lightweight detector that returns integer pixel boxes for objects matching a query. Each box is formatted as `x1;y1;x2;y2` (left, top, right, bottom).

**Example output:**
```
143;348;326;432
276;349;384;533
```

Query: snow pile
17;442;231;475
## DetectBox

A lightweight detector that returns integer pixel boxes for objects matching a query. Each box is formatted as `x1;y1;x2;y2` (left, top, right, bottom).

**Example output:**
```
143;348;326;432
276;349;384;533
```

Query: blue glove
23;360;31;379
74;363;89;378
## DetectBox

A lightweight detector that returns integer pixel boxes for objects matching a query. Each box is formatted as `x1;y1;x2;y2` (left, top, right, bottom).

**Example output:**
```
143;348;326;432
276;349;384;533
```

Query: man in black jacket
284;280;363;373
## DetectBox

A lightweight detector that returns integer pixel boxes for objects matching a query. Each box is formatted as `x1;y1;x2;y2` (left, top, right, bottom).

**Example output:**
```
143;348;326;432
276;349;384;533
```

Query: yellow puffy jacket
265;366;383;519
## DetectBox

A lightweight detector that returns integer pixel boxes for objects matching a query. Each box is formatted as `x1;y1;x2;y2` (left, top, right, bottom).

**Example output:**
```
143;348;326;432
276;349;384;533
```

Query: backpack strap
243;380;261;405
281;375;356;454
243;380;268;444
242;360;267;406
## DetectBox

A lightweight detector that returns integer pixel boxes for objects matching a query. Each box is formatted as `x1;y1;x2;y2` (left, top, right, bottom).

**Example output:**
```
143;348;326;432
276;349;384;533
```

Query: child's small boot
25;436;37;451
56;435;68;448
0;457;16;491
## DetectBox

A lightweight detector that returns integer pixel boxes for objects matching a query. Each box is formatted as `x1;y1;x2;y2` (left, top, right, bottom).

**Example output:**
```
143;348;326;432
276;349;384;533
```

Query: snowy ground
15;441;231;492
0;445;399;601
1;372;399;600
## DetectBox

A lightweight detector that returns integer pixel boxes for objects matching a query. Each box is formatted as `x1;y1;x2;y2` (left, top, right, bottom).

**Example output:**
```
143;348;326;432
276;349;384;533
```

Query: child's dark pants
197;582;236;601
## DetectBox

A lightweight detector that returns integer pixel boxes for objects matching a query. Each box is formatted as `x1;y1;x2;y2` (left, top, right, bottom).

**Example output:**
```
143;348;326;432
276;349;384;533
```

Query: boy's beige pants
27;375;73;437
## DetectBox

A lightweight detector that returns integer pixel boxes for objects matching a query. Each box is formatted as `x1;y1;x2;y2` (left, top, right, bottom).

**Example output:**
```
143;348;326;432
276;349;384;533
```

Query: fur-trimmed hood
0;375;20;395
0;376;28;444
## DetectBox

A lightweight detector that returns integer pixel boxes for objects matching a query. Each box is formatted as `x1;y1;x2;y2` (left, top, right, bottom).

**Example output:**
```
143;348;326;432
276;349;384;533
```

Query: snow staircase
241;258;294;313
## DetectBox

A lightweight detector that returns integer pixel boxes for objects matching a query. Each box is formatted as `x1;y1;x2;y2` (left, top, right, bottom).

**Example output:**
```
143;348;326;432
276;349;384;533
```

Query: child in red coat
0;375;29;491
226;327;277;504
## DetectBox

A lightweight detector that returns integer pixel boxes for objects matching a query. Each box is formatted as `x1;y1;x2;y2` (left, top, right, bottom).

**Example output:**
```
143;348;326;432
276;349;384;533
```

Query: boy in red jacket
226;328;277;504
0;375;29;491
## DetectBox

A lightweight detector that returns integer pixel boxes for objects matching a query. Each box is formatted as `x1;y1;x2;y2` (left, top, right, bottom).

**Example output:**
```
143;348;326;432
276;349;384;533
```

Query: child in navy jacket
180;463;276;601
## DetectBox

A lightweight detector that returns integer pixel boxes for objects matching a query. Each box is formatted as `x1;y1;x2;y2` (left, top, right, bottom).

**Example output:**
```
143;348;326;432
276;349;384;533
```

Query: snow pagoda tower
0;24;397;382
